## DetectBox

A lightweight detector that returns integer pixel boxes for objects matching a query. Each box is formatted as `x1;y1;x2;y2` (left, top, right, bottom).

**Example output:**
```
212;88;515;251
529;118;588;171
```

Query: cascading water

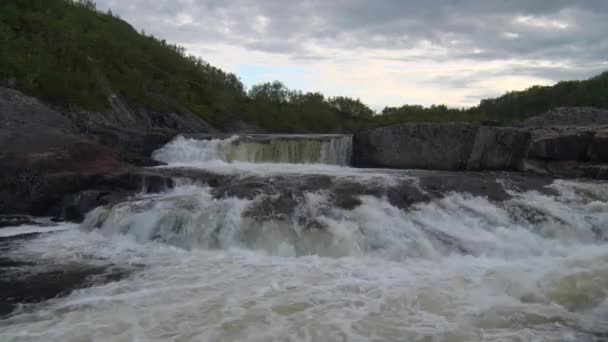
153;134;353;166
2;135;608;341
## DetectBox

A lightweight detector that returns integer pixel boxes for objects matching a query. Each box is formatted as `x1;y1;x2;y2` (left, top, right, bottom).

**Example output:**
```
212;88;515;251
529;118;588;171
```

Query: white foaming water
1;181;607;341
2;137;608;341
153;135;353;166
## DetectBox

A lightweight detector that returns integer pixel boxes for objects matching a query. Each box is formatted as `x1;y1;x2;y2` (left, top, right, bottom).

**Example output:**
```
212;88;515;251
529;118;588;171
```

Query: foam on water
1;180;607;341
153;135;353;166
1;136;608;341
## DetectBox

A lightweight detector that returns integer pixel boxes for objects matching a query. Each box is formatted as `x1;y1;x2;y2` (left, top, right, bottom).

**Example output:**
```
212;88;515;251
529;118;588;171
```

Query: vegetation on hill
1;0;607;132
375;72;608;126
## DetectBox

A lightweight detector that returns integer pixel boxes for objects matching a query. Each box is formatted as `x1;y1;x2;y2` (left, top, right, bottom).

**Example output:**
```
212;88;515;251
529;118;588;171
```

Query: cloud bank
96;0;608;107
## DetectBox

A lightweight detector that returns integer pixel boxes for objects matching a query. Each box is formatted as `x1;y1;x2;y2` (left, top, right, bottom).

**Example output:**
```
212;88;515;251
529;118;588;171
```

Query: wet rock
588;129;608;162
522;160;608;180
146;168;556;221
353;119;608;179
0;229;133;317
467;127;531;170
0;216;42;229
0;263;130;317
353;123;478;170
528;128;594;161
81;126;176;166
0;87;182;219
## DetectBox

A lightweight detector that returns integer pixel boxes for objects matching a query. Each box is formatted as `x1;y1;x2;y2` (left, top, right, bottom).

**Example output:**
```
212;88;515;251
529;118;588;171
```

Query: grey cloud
96;0;608;78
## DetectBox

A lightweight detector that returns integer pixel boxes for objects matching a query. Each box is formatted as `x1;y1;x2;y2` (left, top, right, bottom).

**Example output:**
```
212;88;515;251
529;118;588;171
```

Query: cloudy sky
96;0;608;109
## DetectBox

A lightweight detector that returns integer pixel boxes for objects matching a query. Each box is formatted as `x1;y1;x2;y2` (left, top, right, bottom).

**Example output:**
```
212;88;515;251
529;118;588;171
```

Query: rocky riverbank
2;86;608;221
0;87;197;219
353;117;608;179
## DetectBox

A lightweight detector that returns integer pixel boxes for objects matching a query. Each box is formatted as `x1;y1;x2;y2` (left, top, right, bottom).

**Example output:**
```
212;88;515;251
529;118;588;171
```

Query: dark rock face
0;88;183;219
467;127;531;170
528;128;594;161
354;124;529;171
63;92;217;134
353;123;478;170
588;129;608;162
354;120;608;179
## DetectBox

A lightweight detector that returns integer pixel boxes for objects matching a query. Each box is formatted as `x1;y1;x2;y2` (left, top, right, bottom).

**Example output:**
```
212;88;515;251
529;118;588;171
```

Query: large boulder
467;127;531;170
588;129;608;162
353;123;479;170
0;88;173;218
0;88;78;151
527;128;594;161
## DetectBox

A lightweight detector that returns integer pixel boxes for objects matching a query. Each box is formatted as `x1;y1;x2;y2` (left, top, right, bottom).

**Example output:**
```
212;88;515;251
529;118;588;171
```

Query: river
1;135;607;341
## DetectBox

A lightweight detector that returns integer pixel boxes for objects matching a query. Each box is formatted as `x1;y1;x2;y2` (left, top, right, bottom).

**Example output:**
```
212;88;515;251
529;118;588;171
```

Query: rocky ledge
354;114;608;179
0;87;191;219
2;86;608;220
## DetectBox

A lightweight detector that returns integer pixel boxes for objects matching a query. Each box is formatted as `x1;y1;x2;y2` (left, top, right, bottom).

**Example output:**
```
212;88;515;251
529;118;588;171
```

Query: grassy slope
1;0;607;131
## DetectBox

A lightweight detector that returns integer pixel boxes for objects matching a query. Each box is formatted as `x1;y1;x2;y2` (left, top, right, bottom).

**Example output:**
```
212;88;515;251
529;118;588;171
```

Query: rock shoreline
353;122;608;179
2;86;608;220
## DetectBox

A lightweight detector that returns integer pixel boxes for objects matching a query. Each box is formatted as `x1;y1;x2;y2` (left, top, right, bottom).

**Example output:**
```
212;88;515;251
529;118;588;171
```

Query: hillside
0;0;248;128
1;0;607;132
375;72;608;125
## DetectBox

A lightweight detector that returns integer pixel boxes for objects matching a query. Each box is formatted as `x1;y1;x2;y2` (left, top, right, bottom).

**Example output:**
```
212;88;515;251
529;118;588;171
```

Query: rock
82;126;176;166
523;107;608;127
353;120;608;179
0;88;176;219
0;88;78;153
521;160;608;180
353;123;479;170
528;128;593;161
467;127;531;170
63;92;218;134
588;129;608;162
58;173;175;222
0;216;42;228
0;230;132;317
148;167;555;217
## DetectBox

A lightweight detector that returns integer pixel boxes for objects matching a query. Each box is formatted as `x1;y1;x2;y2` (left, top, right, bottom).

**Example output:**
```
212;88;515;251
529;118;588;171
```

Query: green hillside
375;72;608;125
1;0;607;132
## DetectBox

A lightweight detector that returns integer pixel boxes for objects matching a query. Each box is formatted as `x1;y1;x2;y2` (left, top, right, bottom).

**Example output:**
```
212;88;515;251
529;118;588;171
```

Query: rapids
1;135;607;341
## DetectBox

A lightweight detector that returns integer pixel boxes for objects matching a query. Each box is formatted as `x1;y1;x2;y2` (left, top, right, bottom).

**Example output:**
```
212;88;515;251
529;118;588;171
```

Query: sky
95;0;608;109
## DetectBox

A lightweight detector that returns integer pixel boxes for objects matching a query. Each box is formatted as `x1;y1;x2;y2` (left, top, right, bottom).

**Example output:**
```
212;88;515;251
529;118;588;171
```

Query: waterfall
4;134;608;341
80;180;608;259
152;135;353;165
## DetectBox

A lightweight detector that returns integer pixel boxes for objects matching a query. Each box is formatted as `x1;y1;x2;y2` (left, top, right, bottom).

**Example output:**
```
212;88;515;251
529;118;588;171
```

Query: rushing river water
1;135;608;341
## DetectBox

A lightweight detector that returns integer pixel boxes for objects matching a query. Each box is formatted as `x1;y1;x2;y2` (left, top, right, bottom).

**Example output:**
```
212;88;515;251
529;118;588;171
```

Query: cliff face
0;87;206;217
353;124;531;171
353;118;608;179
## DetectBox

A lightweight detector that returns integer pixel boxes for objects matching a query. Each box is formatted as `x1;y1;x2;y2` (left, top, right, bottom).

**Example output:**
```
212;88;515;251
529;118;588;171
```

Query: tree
328;96;374;118
249;81;290;104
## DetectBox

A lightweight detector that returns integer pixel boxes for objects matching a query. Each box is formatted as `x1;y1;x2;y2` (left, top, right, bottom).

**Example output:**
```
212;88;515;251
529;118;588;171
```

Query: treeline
1;0;607;132
374;72;608;126
0;0;371;132
243;81;373;132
